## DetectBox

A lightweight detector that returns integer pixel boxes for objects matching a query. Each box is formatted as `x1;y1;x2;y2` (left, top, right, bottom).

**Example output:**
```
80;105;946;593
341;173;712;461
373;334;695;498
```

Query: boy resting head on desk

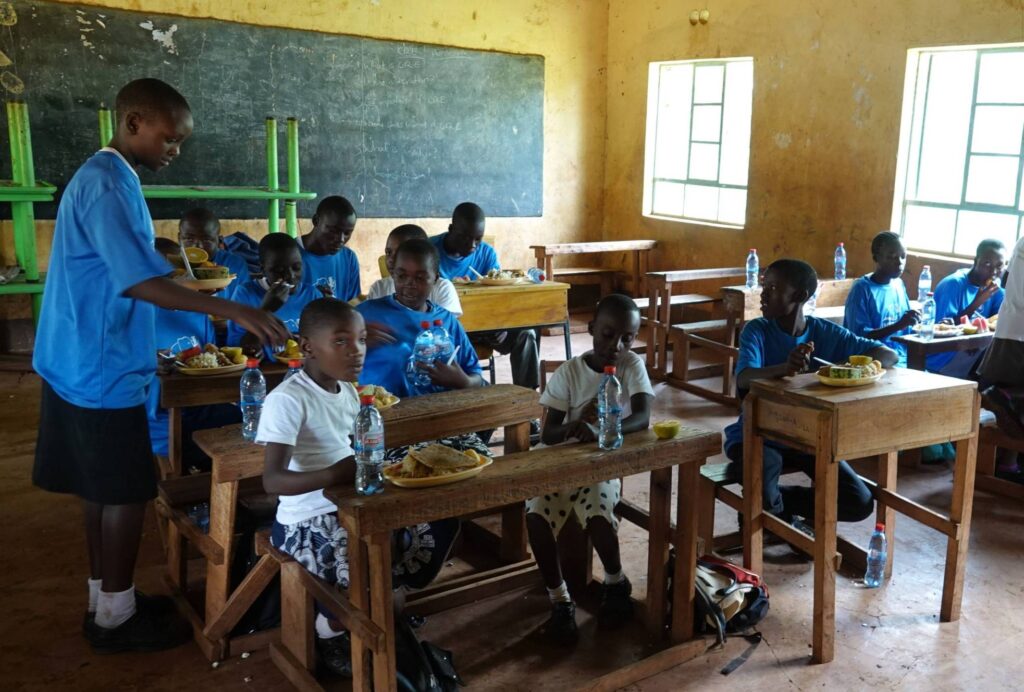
299;195;361;301
526;294;654;645
367;223;463;315
725;259;898;536
227;232;320;358
258;298;459;677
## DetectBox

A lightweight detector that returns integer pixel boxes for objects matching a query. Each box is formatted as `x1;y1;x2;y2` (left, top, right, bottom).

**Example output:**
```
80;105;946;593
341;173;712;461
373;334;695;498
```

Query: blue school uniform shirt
298;242;361;302
355;296;481;398
429;233;500;280
226;279;320;358
722;317;884;452
213;248;251;300
33;149;171;409
843;275;911;367
146;309;215;456
927;269;1005;372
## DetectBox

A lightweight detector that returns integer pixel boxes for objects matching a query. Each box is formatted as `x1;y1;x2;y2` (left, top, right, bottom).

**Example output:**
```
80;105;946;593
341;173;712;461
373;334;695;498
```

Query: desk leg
367;532;397;692
741;397;763;576
344;518;372;692
671;461;701;643
645;467;672;637
876;452;898;578
563;319;572;359
812;413;837;664
500;422;530;563
942;395;979;622
167;407;182;478
907;347;926;371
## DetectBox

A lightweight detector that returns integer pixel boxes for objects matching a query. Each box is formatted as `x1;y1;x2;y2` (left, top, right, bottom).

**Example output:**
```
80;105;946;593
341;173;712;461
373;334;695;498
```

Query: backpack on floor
395;616;464;692
694;555;770;645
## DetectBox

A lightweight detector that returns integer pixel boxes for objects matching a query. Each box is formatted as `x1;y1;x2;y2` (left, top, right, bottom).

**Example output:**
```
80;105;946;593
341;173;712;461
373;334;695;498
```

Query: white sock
546;581;572;604
96;586;136;629
87;578;102;613
315;612;346;639
603;569;626;585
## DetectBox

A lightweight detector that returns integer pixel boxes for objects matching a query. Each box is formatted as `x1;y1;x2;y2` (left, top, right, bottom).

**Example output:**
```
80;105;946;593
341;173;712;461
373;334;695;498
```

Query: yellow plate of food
176;344;248;375
359;384;400;410
175;275;237;291
815;357;885;387
273;339;304;364
479;269;525;286
383;446;492;488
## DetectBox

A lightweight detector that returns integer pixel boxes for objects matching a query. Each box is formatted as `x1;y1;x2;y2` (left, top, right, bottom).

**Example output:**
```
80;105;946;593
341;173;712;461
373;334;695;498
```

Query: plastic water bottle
920;292;936;341
864;523;887;588
284;359;302;381
410;321;436;389
187;502;210;534
354;394;385;495
240;358;266;442
526;267;546;283
597;365;623;450
834;243;847;280
431;319;453;363
918;265;932;303
745;249;759;289
805;283;820;316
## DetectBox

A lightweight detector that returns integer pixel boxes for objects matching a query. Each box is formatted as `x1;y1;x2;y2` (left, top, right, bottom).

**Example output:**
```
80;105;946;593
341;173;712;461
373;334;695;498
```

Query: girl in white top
366;224;463;315
979;235;1024;440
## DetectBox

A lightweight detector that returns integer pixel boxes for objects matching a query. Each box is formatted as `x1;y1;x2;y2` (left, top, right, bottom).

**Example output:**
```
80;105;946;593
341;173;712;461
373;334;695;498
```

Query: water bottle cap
603;365;617;374
360;394;375;405
433;319;442;326
923;265;930;270
288;359;302;368
245;358;260;368
749;248;756;252
420;321;430;328
927;291;934;297
838;242;844;247
875;522;885;531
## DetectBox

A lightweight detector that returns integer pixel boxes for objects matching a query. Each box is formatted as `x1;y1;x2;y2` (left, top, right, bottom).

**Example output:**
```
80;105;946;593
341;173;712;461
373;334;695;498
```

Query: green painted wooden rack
97;109;316;236
0;101;56;323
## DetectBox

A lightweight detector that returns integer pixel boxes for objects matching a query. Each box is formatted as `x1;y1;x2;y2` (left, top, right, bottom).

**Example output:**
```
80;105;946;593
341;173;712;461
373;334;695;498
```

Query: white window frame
642;57;754;229
890;42;1024;258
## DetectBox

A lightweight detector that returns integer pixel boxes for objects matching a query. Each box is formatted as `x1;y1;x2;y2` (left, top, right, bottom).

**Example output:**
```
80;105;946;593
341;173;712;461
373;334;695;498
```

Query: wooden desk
531;240;656;297
456;280;572;358
893;331;995;371
742;369;978;663
324;426;721;691
721;279;856;326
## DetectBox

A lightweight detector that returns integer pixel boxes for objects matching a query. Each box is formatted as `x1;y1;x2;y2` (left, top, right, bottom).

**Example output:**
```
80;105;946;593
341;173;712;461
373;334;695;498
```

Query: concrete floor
2;330;1023;691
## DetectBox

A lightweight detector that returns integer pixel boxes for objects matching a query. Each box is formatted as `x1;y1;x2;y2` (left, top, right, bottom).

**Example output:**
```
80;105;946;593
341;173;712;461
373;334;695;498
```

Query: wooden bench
975;418;1024;501
531;240;656;299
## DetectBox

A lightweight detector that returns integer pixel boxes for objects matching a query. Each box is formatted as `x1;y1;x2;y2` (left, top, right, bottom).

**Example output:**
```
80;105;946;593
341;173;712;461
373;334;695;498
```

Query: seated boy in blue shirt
725;259;897;529
298;195;361;301
177;207;250;299
844;231;920;367
928;238;1006;376
228;233;321;358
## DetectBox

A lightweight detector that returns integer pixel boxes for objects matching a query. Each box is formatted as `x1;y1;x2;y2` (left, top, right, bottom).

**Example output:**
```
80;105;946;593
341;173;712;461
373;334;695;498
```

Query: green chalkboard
1;0;544;219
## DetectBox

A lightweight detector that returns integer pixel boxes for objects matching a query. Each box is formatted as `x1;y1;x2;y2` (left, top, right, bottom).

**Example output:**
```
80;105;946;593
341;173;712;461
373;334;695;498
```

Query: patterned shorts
526;479;621;537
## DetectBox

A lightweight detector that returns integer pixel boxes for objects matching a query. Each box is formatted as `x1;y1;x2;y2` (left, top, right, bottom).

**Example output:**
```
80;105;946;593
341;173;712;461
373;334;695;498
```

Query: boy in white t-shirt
525;295;654;644
367;224;463;315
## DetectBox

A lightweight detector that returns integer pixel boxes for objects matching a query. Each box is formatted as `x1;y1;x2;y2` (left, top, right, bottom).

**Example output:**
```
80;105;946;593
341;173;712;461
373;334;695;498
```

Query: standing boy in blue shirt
32;79;287;653
177;207;251;299
298;195;361;301
844;231;920;367
928;239;1006;376
725;259;897;528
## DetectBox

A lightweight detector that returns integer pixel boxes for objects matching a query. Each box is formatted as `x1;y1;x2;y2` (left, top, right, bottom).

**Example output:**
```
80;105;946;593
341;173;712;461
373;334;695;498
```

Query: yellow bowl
653;420;681;440
848;355;873;366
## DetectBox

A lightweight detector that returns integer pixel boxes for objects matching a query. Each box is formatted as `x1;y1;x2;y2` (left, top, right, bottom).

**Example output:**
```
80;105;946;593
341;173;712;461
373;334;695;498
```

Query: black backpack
395;616;464;692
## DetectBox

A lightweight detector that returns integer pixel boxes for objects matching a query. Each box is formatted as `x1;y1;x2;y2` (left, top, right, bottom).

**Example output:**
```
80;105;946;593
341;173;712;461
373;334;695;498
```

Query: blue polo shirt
844;275;912;367
928;269;1005;372
355;296;480;398
428;234;500;280
33;149;172;409
299;243;361;302
213;248;251;300
146;309;216;456
226;279;320;358
723;317;884;451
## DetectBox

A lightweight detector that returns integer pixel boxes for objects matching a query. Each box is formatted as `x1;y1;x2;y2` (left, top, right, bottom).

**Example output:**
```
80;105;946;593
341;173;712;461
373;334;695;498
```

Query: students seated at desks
526;294;653;644
228;233;320;357
367;223;463;315
844;231;920;368
298;195;361;301
725;260;898;530
177;207;251;299
928;239;1006;376
258;298;458;677
32;78;287;654
431;202;541;397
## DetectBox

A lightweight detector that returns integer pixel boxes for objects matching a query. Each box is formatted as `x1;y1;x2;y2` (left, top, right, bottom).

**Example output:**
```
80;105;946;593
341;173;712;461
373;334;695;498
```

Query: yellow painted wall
5;0;608;291
602;0;1024;279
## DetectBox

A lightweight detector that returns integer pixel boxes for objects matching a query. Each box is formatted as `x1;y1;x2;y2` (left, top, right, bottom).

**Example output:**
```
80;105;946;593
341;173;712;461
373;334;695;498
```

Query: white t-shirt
256;370;360;525
540;351;654;424
366;277;463;315
995;236;1024;342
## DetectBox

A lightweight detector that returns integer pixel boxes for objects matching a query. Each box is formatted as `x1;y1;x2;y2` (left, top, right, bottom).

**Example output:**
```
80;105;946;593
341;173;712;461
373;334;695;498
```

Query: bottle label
358;432;384;451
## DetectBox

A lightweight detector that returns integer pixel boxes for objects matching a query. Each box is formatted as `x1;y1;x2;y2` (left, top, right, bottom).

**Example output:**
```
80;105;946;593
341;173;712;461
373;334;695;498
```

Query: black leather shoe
539;601;578;645
598;577;634;628
316;632;353;678
84;606;191;654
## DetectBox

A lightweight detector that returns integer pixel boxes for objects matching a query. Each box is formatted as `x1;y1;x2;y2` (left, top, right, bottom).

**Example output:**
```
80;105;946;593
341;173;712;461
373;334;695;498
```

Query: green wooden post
265;117;280;234
285;117;299;238
7;101;44;321
99;107;114;147
6;102;26;272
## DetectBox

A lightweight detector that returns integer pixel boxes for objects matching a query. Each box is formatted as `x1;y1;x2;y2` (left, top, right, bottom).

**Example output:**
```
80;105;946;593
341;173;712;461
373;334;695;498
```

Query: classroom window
891;44;1024;257
642;57;754;228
